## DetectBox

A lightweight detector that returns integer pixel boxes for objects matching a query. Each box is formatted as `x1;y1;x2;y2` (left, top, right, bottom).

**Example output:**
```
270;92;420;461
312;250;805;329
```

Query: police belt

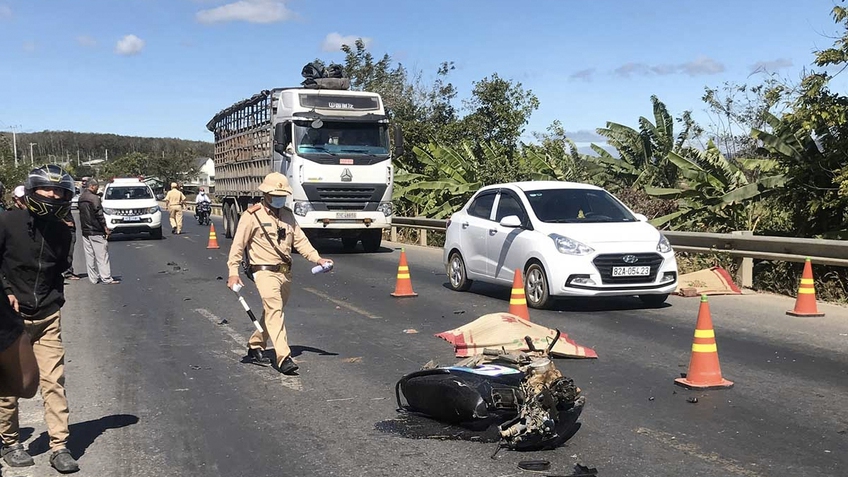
250;264;289;273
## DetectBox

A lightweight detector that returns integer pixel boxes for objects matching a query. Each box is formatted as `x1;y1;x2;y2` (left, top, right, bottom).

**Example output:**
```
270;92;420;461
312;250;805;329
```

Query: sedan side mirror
633;213;648;222
499;215;522;228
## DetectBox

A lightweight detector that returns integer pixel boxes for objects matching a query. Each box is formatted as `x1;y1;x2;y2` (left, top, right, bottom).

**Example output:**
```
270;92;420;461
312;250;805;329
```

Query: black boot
245;348;271;366
278;356;299;375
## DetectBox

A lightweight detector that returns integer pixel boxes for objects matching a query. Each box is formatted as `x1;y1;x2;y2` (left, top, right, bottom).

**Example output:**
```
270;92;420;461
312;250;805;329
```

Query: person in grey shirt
77;179;120;285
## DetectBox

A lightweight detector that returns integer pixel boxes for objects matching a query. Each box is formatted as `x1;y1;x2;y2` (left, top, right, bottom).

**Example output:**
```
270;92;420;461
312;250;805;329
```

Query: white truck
206;79;402;252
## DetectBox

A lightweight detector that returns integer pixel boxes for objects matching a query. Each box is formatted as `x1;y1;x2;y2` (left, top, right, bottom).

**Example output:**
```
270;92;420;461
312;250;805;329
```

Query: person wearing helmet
0;165;80;473
226;172;332;374
164;182;186;234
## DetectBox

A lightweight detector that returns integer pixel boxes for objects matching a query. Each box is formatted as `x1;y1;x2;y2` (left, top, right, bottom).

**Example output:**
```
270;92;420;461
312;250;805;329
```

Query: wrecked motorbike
395;330;585;451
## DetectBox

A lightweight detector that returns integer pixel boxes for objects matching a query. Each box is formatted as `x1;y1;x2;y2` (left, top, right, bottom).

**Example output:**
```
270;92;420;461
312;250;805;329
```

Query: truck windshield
295;121;390;156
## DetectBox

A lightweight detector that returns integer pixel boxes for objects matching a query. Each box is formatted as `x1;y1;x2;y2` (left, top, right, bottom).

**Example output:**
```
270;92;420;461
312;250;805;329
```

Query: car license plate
335;212;356;219
612;266;650;277
123;216;141;222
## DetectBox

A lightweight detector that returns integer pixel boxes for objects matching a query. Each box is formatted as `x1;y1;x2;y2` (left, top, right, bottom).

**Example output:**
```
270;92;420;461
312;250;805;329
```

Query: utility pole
77;150;80;166
29;142;37;165
8;125;20;166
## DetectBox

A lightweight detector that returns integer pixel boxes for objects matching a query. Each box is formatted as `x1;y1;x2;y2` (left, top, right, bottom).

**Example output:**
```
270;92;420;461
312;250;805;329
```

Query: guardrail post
419;229;427;247
732;230;754;288
391;226;397;242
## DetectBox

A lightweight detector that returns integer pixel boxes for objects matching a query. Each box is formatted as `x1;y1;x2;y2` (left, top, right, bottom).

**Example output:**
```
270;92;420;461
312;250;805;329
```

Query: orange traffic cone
786;258;825;317
674;295;733;390
390;249;417;297
508;269;530;321
206;222;220;249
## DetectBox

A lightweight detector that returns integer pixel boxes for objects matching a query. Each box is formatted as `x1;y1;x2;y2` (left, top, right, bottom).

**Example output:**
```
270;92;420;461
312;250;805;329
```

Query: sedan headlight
293;201;314;217
103;208;117;215
657;234;673;253
148;206;160;214
549;233;594;255
377;202;393;217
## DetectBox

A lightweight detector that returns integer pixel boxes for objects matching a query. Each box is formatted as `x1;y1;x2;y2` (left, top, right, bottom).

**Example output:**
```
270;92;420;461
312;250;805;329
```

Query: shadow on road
289;345;340;357
27;414;140;458
309;238;395;255
442;281;671;312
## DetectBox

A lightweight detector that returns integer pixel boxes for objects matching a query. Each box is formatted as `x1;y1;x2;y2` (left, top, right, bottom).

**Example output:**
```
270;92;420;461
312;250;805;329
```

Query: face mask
269;197;287;209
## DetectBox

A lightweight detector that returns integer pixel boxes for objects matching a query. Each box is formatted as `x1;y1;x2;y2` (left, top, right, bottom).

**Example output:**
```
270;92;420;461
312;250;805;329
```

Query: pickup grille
112;208;152;216
593;253;664;284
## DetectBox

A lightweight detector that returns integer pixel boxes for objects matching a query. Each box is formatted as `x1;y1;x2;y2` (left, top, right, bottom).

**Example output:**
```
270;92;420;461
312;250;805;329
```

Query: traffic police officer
226;172;331;374
164;182;186;234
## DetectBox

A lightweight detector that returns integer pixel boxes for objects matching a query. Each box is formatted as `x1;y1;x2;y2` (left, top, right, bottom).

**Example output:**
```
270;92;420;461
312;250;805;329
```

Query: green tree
459;73;539;156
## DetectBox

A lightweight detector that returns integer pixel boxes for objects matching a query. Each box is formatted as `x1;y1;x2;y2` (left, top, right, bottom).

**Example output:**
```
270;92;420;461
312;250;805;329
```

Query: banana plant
393;142;483;219
645;141;785;231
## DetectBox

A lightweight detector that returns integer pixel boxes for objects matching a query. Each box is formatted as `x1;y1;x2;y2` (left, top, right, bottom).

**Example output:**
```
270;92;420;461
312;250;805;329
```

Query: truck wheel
222;203;232;238
341;237;358;251
361;229;382;253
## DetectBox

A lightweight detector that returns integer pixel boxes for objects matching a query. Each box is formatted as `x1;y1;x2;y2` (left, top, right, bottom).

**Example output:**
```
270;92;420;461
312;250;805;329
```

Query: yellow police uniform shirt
226;205;320;277
164;189;185;208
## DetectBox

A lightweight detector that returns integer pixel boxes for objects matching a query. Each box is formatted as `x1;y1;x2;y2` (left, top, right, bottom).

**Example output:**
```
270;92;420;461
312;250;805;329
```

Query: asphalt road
7;212;847;476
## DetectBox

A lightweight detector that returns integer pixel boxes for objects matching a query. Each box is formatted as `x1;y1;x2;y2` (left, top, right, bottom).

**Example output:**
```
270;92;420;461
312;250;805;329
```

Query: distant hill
14;130;213;163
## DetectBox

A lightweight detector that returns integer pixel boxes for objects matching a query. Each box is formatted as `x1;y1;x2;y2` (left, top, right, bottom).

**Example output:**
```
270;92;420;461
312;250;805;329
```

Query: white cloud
0;5;11;20
196;0;292;24
77;35;97;47
681;56;725;76
322;33;371;52
569;68;595;81
750;58;793;73
22;41;36;53
613;56;725;78
115;34;145;56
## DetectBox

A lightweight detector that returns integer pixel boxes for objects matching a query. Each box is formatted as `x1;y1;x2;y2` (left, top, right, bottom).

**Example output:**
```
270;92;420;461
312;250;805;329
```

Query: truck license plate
335;212;356;219
612;266;650;277
123;216;141;222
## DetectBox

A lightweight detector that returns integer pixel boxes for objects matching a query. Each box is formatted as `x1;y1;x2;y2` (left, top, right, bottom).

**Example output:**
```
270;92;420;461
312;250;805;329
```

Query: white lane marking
194;308;303;391
635;427;763;477
302;287;381;320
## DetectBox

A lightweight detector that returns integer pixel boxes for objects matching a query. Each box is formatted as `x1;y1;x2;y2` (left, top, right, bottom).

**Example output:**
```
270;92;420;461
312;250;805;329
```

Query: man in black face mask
0;165;80;474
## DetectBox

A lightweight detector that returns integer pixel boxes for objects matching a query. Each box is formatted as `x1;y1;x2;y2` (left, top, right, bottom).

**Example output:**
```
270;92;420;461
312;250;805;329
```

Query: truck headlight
549;233;594;255
148;206;160;214
377;202;393;217
103;208;117;215
293;201;314;217
657;234;673;253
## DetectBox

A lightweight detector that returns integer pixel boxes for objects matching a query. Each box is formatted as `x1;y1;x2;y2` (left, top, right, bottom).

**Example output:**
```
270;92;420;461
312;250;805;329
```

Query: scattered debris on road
687;397;699;404
403;329;419;334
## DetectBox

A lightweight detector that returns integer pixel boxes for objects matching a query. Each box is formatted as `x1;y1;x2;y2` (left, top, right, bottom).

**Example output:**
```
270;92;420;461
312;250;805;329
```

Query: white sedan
443;181;678;309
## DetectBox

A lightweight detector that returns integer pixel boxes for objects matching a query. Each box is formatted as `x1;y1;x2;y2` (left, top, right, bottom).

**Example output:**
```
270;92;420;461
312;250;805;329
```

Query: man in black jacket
77;178;118;285
0;165;80;474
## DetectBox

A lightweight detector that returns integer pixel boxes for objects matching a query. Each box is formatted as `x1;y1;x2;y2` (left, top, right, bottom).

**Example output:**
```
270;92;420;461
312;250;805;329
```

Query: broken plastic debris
403;329;419;334
687;397;699;404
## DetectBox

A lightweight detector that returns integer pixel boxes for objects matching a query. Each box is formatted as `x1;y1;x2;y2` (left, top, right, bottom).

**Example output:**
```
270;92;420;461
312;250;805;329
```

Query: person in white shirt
196;188;211;204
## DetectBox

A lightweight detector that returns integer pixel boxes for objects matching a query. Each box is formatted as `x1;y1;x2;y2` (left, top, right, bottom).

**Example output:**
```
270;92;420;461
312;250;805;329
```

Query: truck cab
209;85;402;253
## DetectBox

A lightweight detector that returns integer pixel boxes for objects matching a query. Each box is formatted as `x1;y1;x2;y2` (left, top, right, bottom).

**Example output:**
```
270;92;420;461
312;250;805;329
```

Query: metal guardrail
389;217;848;287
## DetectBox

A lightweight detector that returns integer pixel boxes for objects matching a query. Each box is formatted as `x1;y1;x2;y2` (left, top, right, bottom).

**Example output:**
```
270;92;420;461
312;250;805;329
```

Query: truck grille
302;183;387;211
593;253;664;284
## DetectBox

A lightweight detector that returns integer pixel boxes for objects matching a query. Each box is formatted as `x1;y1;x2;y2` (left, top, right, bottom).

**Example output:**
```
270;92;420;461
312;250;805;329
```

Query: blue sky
1;0;846;146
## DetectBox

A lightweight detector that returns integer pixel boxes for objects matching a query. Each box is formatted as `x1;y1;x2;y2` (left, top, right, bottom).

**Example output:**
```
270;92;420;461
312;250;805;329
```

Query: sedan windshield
294;121;390;156
105;186;153;200
524;188;636;223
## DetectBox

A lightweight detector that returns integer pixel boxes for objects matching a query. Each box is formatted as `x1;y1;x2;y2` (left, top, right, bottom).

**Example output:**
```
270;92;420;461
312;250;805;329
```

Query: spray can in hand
311;260;334;275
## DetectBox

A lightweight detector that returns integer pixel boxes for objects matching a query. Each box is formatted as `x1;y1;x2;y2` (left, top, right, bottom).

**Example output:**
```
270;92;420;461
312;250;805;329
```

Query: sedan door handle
489;229;497;235
461;222;469;229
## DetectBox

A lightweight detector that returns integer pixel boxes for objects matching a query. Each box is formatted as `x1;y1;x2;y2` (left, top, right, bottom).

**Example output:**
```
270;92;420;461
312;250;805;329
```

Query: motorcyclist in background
195;188;212;225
